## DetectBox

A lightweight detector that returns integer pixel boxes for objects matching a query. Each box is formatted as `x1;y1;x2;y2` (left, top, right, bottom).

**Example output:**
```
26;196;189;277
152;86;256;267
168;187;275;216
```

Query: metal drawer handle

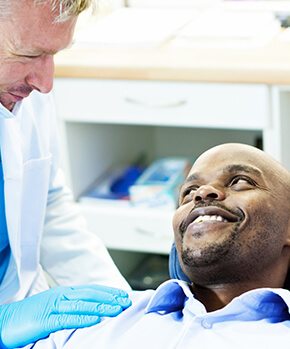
124;97;187;108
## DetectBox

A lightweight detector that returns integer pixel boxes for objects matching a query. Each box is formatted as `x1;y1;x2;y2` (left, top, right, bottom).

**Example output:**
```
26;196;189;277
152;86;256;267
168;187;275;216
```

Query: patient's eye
229;176;256;190
180;185;199;204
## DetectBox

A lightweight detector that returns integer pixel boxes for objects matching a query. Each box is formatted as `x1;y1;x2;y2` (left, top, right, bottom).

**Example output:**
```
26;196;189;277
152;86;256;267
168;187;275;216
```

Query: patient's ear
283;230;290;290
285;220;290;247
284;271;290;291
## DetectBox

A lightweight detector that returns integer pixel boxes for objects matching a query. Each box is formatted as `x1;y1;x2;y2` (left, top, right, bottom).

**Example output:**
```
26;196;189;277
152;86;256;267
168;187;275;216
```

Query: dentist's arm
0;284;131;349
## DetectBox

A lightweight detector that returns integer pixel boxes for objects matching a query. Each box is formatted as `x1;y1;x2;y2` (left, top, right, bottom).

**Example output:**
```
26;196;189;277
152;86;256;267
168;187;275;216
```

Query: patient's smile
179;205;241;236
193;215;229;224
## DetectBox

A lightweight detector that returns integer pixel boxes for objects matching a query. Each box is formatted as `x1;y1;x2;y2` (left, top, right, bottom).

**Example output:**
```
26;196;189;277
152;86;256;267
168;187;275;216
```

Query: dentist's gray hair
0;0;95;22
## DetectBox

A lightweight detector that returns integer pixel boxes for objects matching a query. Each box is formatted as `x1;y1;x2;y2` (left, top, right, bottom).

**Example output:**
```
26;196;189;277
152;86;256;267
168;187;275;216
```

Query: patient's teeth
196;216;203;223
193;215;228;223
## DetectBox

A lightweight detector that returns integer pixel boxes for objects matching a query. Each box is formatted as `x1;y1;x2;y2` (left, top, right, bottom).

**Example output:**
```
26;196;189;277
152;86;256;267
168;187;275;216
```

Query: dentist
0;1;131;348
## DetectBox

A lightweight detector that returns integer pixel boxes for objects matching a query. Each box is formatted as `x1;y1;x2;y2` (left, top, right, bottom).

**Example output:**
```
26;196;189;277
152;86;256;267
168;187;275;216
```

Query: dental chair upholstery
169;242;190;283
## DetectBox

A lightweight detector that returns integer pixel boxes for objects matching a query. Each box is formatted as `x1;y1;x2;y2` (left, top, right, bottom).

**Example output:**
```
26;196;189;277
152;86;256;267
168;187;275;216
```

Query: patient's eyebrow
222;164;262;176
183;164;263;186
183;173;201;184
184;164;262;184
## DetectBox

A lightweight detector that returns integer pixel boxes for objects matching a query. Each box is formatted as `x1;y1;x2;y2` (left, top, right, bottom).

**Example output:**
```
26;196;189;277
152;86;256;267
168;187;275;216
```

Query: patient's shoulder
129;289;156;306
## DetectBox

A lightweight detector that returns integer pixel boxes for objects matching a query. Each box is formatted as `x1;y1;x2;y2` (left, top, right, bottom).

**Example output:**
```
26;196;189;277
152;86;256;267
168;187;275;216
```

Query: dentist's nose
194;185;226;203
26;55;55;94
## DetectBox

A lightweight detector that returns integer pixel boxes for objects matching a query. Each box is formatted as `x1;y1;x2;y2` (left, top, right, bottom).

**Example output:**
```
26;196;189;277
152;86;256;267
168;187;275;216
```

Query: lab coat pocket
20;155;52;245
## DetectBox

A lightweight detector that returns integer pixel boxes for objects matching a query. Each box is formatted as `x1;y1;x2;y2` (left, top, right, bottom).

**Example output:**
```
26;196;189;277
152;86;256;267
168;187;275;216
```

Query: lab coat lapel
0;97;52;302
0;111;22;254
0;114;23;300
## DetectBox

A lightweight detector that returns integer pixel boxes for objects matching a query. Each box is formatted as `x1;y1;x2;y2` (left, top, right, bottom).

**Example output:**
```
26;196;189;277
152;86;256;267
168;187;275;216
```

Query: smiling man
22;143;290;349
174;143;290;311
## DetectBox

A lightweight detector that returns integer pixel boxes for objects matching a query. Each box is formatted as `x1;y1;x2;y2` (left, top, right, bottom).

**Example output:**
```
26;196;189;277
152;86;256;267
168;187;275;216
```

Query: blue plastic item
110;165;144;196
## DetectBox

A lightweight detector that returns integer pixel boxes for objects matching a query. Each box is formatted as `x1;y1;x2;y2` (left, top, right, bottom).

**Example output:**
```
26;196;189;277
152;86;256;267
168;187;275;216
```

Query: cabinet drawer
53;78;270;130
80;203;174;254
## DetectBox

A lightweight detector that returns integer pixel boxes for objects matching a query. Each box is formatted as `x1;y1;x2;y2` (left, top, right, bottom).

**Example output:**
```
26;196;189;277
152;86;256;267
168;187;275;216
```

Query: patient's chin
181;241;230;269
181;247;243;285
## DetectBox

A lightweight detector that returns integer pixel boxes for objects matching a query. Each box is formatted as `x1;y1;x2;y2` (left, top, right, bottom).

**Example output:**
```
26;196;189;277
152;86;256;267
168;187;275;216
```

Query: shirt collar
145;279;290;319
0;100;24;119
238;287;290;318
145;279;192;314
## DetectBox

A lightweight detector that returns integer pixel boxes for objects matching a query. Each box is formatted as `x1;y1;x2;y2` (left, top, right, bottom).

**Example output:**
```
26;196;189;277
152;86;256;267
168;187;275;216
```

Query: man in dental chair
22;143;290;349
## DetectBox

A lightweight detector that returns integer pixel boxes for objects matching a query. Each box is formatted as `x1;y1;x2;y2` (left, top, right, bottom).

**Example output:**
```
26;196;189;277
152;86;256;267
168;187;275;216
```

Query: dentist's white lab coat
0;91;129;305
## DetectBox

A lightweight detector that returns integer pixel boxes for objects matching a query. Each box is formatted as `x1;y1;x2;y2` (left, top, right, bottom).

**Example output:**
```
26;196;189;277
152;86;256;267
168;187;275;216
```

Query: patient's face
173;143;290;286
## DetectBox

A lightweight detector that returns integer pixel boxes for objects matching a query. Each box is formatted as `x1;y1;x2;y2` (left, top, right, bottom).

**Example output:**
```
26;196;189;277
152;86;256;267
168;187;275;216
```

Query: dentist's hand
0;284;131;348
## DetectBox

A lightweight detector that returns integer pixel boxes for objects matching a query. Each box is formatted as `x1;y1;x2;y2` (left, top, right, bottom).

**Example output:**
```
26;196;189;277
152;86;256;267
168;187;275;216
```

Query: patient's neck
190;283;248;312
190;277;286;312
188;261;289;312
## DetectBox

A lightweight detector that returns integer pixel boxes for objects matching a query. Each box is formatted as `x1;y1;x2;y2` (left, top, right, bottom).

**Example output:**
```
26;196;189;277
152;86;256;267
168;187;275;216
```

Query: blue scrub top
0;154;10;284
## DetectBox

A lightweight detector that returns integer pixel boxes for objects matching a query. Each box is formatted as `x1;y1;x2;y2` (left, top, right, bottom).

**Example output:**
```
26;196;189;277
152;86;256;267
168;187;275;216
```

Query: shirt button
201;319;212;329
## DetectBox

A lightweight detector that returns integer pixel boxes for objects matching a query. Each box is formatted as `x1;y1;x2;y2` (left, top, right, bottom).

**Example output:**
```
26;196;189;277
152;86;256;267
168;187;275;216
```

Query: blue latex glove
0;284;131;348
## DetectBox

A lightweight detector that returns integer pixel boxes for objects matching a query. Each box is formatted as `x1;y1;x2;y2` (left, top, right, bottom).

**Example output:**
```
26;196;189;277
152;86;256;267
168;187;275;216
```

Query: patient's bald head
197;143;290;198
173;143;290;289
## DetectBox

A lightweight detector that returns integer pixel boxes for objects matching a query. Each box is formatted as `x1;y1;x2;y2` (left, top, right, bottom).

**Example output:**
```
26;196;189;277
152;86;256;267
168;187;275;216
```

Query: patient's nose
194;185;225;203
